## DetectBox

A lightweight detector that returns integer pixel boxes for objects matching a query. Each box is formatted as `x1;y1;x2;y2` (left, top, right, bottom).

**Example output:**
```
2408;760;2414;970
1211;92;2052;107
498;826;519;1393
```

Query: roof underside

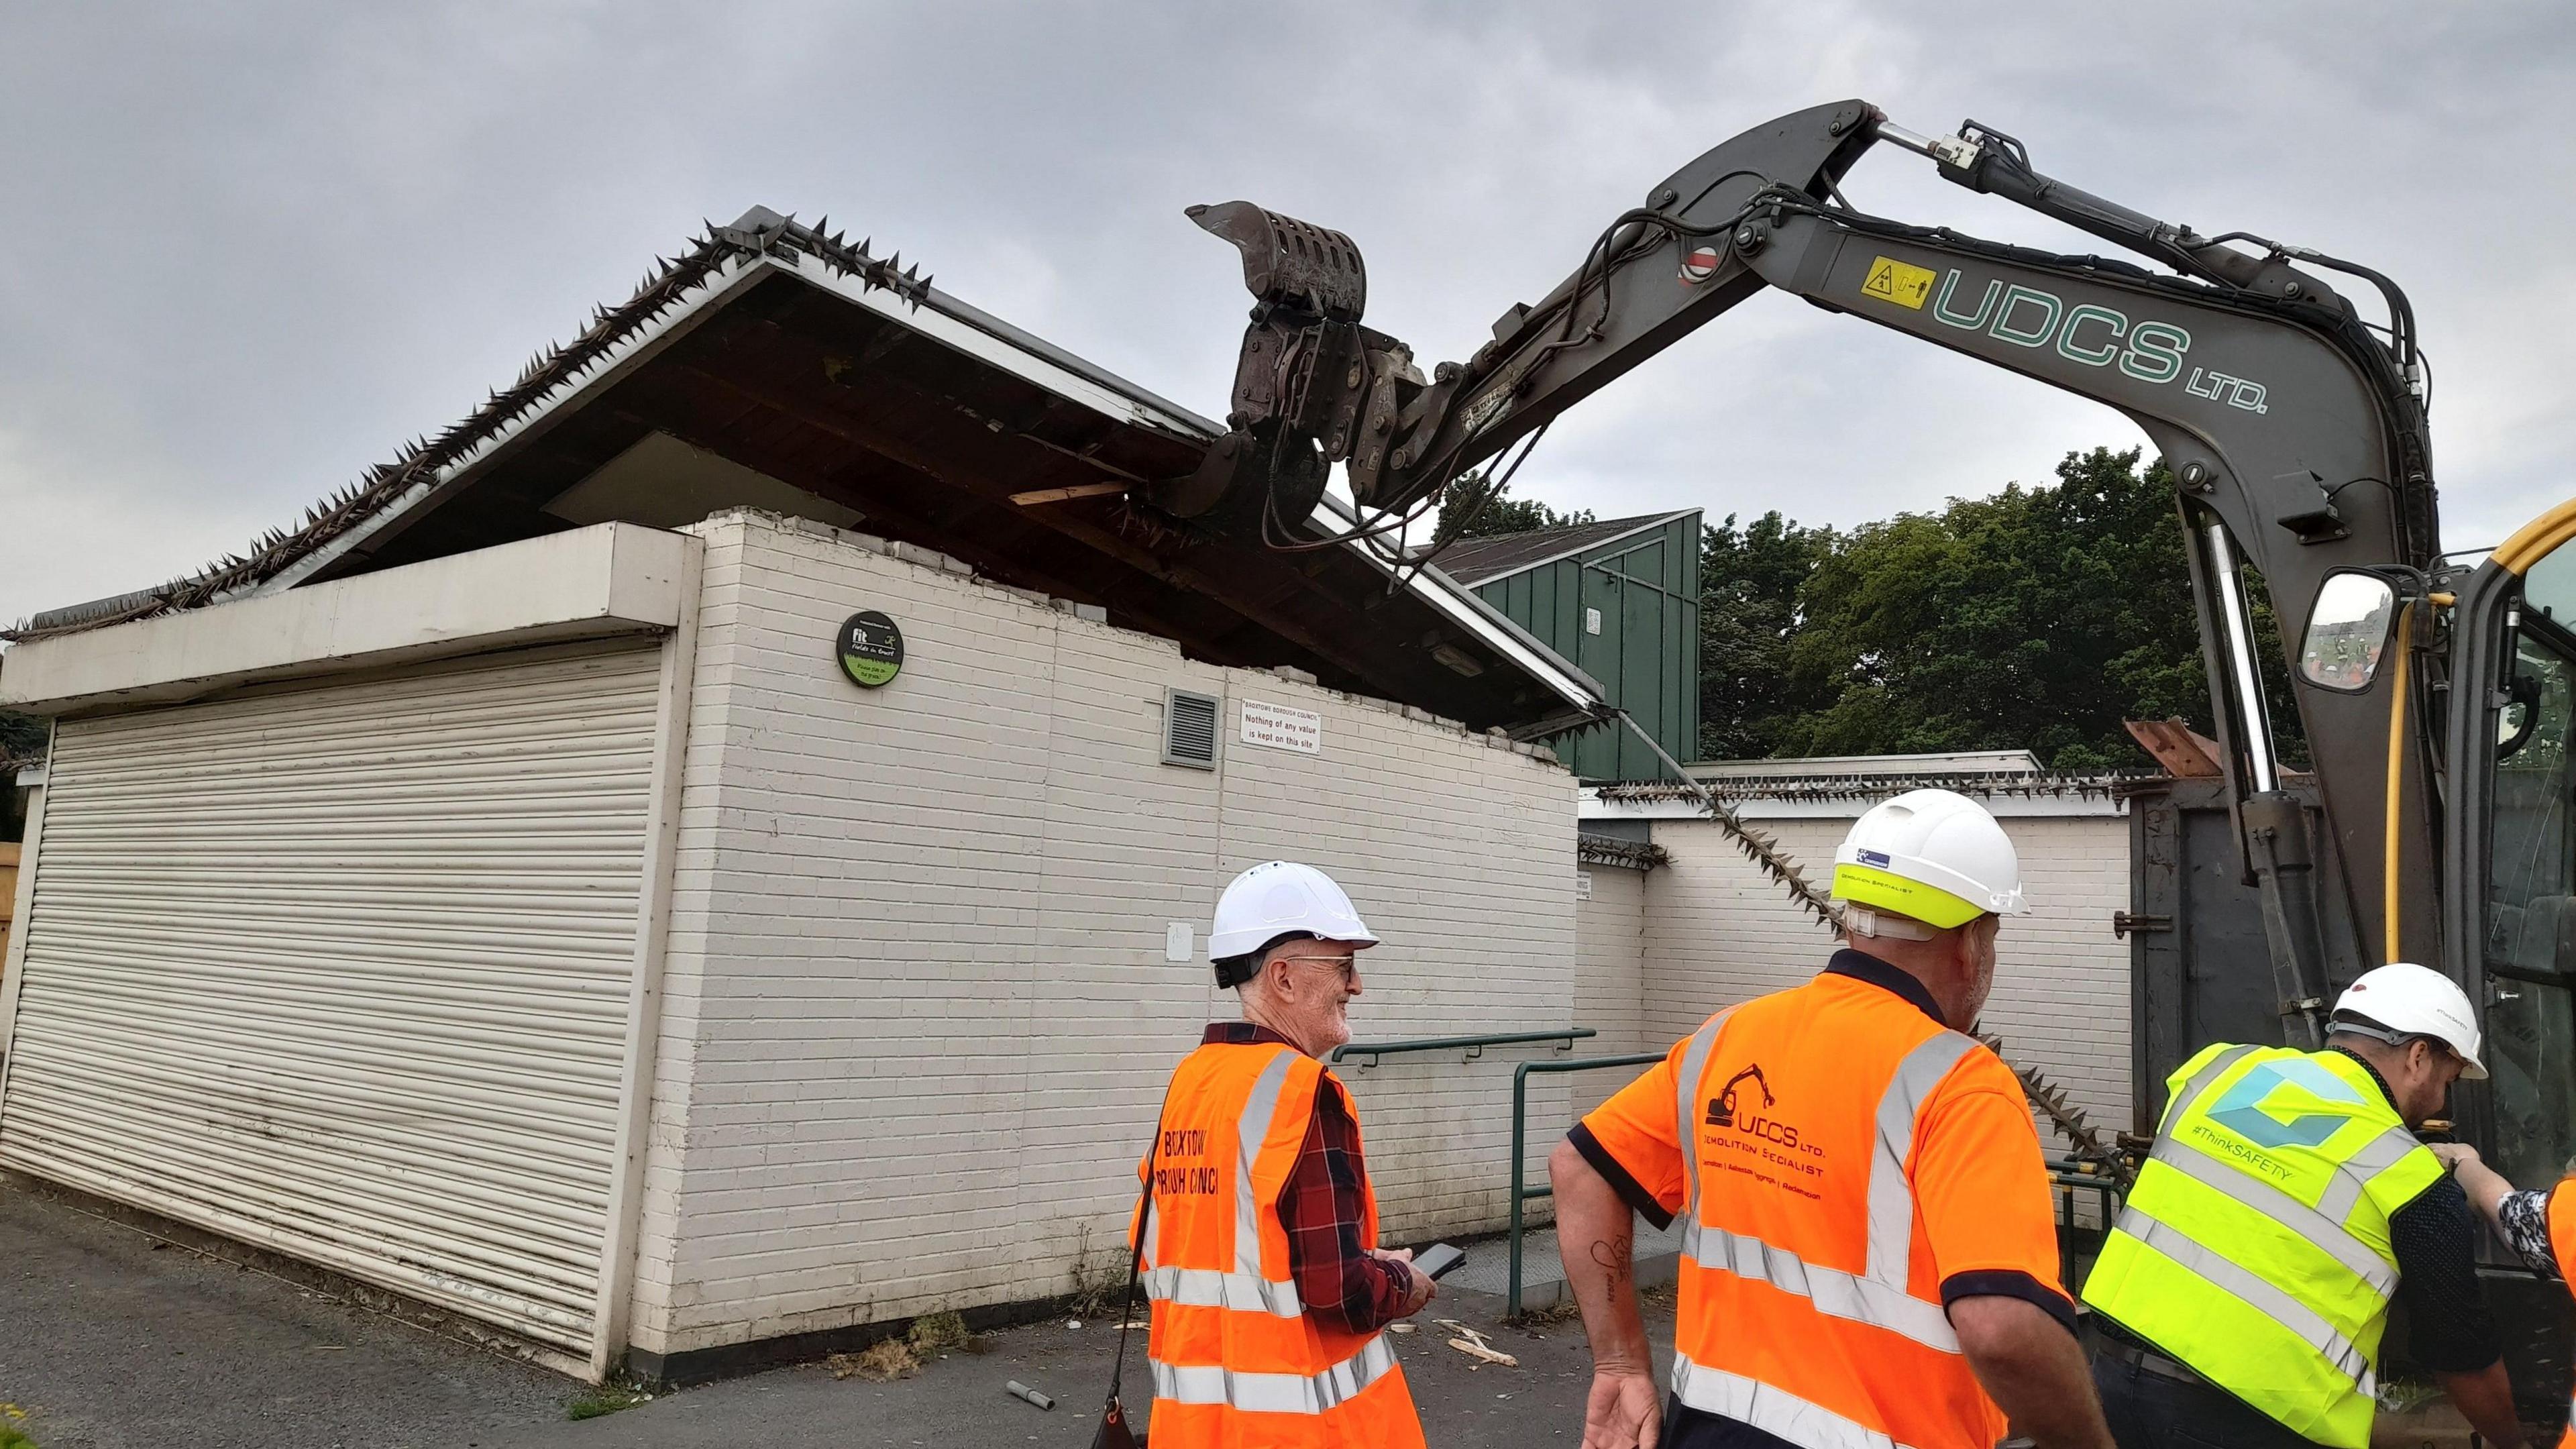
12;211;1600;735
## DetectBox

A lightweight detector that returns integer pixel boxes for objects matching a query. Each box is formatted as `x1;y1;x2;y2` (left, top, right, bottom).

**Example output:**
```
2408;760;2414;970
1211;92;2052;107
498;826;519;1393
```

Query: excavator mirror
2298;570;2399;692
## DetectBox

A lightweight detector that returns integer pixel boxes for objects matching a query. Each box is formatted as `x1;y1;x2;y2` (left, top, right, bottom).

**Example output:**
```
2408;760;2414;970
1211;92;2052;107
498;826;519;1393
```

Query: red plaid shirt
1201;1023;1412;1334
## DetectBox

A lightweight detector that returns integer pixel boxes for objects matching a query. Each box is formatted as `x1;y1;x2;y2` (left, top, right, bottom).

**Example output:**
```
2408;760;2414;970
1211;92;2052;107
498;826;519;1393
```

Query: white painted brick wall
1631;811;2132;1161
1978;816;2135;1159
1571;862;1650;1123
628;513;1579;1355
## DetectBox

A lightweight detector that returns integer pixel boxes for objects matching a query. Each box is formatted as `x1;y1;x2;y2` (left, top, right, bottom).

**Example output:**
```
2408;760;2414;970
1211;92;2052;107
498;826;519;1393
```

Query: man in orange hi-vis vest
1132;861;1434;1448
1550;790;2116;1449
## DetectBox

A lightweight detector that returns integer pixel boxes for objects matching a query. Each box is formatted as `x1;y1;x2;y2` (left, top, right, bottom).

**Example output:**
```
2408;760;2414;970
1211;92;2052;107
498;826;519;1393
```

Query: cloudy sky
4;3;2570;628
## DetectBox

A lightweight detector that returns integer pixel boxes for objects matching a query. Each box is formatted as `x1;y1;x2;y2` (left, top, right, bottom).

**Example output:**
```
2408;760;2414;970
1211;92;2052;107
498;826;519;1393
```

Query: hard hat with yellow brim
1829;790;2031;934
1831;861;1990;930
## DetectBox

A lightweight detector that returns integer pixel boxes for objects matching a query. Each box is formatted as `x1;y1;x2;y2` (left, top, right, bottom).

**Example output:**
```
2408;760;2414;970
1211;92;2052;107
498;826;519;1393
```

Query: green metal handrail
1329;1027;1596;1069
2047;1161;2124;1295
1508;1051;1663;1315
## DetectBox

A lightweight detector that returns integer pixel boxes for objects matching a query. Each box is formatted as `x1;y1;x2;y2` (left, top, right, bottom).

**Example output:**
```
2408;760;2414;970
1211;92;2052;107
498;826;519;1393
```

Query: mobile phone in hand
1413;1242;1466;1281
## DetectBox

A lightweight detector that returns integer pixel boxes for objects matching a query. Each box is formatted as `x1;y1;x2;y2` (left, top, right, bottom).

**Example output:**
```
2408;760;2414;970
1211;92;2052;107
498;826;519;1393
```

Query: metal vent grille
1163;688;1220;769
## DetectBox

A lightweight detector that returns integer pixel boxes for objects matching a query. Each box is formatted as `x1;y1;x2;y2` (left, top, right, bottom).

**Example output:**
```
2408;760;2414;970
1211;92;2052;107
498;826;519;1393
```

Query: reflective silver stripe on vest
1151;1332;1401;1415
1676;1020;1976;1355
1673;1012;1729;1223
2147;1136;2399;1299
1866;1032;1977;1288
2114;1201;2379;1395
1235;1051;1298;1279
2159;1044;2262;1136
2314;1124;2428;1224
1672;1352;1921;1449
1686;1223;1959;1352
1141;1265;1303;1316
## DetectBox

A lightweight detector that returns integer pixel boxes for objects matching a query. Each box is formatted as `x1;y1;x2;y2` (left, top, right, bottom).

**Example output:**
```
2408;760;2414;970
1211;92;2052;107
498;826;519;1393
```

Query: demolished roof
9;207;1603;735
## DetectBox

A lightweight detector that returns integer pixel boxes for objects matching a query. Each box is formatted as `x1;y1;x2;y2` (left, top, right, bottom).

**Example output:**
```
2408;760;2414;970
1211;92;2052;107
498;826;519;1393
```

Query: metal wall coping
0;523;694;716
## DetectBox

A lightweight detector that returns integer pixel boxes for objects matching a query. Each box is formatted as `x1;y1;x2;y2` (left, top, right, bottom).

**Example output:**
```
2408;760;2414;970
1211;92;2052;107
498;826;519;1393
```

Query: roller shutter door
0;643;663;1356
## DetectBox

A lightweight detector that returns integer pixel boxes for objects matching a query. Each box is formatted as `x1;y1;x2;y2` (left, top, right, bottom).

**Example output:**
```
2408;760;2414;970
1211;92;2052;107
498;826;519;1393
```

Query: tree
1432;474;1594;541
1697;511;1837;760
0;709;42;761
1750;447;2300;771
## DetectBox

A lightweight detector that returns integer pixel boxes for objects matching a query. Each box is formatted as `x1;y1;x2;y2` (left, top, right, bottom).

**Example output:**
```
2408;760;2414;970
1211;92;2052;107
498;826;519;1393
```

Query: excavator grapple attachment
1187;200;1367;321
1150;202;1421;531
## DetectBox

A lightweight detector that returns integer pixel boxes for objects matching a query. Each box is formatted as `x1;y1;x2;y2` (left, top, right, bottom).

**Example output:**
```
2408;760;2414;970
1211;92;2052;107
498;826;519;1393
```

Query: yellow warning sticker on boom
1860;256;1937;310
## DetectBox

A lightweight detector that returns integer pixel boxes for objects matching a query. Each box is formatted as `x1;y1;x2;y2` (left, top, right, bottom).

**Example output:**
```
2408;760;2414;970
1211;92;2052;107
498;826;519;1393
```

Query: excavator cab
2445;515;2576;1189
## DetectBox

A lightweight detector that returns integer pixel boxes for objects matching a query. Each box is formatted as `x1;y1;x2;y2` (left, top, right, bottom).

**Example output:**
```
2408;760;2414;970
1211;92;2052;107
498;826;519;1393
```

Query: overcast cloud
4;2;2571;628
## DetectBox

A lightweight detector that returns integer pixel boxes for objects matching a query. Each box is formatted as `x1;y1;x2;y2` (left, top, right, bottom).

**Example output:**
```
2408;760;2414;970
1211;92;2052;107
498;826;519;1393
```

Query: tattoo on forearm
1589;1236;1633;1289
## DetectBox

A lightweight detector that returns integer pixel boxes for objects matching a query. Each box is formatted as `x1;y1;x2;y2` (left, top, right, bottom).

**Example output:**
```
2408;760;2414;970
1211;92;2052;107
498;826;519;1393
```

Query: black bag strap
1104;1085;1175;1407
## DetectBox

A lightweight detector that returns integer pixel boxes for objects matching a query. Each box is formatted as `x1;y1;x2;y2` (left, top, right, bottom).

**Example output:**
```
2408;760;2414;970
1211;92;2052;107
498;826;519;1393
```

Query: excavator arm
1161;100;2445;1038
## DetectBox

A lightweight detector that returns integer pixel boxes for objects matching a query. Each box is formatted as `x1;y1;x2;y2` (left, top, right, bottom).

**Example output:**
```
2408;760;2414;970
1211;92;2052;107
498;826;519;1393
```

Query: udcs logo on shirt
1706;1065;1774;1128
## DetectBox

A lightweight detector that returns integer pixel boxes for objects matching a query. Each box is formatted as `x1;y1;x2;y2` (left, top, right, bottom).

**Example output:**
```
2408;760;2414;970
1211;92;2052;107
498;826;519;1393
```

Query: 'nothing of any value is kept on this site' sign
1238;700;1322;755
836;610;904;688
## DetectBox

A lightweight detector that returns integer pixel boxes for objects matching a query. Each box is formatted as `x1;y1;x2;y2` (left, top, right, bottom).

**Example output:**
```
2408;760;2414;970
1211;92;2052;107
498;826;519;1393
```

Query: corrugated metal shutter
0;643;663;1356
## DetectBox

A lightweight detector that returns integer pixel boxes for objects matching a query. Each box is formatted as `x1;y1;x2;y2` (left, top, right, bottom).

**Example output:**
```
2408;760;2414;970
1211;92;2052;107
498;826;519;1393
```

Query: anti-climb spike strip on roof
3;211;938;643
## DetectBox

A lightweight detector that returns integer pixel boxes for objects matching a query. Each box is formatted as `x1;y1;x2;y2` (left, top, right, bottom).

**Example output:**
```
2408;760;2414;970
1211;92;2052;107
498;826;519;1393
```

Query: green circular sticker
836;610;904;688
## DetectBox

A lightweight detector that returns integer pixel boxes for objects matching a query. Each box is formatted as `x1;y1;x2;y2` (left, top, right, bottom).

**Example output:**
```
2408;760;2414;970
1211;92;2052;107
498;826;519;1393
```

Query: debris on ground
1436;1320;1520;1368
830;1339;922;1382
564;1387;652;1421
828;1309;993;1383
1005;1380;1055;1410
1385;1321;1416;1334
908;1309;986;1356
1505;1297;1582;1329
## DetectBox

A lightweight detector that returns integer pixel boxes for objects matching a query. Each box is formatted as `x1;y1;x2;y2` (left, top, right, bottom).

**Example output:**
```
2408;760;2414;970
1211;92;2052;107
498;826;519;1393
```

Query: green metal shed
1438;509;1701;781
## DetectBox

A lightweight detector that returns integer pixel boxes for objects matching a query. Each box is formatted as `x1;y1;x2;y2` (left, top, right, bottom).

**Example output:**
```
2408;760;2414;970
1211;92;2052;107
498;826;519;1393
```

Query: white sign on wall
1239;700;1323;755
1574;869;1594;901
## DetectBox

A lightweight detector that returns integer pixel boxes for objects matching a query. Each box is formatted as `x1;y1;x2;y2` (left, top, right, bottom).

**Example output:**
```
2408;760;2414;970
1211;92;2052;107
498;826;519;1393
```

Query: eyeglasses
1279;953;1360;985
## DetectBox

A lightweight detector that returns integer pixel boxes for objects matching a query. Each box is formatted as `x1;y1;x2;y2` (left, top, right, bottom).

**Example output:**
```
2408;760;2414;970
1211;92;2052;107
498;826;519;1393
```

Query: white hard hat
2333;963;2487;1079
1210;861;1380;963
1830;788;2029;933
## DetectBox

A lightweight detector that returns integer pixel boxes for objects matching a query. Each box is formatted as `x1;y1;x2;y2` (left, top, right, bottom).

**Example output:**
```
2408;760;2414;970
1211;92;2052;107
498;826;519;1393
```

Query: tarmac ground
0;1175;1668;1449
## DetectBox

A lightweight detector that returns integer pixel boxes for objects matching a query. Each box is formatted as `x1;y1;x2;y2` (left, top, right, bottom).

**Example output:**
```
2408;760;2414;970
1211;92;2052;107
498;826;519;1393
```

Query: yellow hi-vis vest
2082;1044;2444;1449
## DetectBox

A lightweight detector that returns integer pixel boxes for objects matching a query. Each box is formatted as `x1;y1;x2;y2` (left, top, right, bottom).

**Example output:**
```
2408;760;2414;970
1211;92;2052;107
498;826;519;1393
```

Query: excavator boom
1162;99;2444;1044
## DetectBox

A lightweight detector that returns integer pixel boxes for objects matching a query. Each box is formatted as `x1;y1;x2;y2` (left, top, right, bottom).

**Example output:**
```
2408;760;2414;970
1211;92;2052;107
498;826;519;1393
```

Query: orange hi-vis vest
1132;1040;1423;1449
1658;975;2058;1449
2552;1186;2576;1449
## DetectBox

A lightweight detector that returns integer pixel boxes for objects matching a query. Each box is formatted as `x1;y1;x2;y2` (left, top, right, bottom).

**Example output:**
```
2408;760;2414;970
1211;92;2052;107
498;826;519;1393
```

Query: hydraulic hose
2383;600;2413;963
